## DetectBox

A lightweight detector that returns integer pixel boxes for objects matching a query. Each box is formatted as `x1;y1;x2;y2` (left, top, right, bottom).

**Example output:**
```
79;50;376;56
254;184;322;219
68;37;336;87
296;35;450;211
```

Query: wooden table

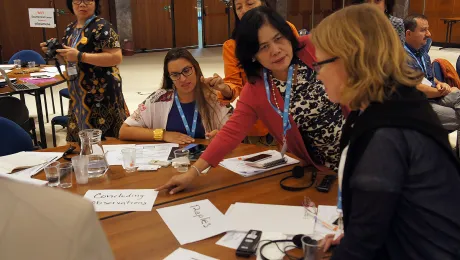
36;139;301;219
440;17;460;50
101;172;337;260
0;66;65;148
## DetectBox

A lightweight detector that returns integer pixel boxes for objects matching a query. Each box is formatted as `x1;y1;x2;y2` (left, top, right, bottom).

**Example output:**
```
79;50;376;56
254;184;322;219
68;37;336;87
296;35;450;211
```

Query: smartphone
186;144;207;155
243;153;272;163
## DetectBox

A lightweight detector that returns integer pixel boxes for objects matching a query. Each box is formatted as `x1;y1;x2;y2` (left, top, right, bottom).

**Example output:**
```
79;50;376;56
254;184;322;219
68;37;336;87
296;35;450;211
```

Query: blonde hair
311;4;423;110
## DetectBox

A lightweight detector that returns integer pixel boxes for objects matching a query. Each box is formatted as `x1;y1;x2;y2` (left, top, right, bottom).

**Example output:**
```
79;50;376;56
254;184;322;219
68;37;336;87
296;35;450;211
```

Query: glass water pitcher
78;129;108;178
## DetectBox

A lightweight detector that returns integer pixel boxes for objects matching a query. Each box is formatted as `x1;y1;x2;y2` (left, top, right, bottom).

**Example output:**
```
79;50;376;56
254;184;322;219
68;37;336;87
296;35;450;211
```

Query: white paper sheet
157;199;228;245
314;205;339;236
164;248;218;260
216;231;247;249
0;173;47;186
0;152;63;174
103;143;178;166
219;150;299;177
12;152;62;178
422;77;433;86
84;189;158;212
226;203;314;235
42;65;66;73
30;72;57;78
0;64;15;70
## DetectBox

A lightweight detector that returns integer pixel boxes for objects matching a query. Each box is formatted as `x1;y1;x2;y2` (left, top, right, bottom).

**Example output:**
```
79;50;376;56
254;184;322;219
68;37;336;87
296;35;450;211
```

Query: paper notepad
226;203;315;235
0;152;62;174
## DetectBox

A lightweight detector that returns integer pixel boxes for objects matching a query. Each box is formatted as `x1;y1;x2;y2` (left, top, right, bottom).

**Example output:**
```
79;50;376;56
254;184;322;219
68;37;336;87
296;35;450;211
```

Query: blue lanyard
174;92;199;138
263;65;294;139
71;15;96;48
404;45;427;74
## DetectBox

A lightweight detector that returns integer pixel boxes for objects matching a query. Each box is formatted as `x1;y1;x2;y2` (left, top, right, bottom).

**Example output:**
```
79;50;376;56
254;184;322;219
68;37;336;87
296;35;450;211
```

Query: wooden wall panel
409;0;460;44
173;0;199;48
131;0;173;50
0;0;58;62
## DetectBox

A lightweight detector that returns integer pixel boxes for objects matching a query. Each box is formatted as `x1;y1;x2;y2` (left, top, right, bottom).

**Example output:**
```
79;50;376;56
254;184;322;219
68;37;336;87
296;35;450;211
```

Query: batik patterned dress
62;17;129;141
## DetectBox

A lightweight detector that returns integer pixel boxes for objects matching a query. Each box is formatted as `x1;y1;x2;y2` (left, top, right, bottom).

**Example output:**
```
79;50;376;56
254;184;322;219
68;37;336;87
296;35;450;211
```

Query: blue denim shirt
404;43;435;87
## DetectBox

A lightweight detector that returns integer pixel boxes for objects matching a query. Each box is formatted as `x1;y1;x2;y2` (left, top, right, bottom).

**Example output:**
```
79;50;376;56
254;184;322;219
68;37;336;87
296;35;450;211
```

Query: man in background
405;14;460;131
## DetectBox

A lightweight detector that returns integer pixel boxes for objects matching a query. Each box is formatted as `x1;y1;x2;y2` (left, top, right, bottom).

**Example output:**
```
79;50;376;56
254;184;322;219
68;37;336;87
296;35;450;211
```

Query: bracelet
191;165;201;176
77;51;84;63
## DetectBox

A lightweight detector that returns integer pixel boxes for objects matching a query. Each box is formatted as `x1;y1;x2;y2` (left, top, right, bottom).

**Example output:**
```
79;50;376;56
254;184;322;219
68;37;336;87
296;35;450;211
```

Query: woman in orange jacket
202;0;300;139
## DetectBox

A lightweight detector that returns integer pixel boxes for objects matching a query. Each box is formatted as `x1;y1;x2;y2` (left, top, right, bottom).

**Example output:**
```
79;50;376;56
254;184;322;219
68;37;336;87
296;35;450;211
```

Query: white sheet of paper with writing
226;203;314;235
157;199;228;245
163;248;218;260
84;189;158;212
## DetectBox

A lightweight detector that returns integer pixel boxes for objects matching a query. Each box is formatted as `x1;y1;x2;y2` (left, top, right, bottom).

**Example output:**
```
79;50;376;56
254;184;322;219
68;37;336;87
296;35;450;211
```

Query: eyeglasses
72;0;95;5
169;66;194;81
312;56;339;72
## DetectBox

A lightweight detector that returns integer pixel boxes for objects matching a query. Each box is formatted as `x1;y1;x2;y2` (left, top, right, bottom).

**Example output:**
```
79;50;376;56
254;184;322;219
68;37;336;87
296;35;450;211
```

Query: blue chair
59;88;70;116
0;117;34;156
0;96;38;147
8;50;56;121
456;55;460;79
51;116;69;147
433;61;445;83
8;50;46;65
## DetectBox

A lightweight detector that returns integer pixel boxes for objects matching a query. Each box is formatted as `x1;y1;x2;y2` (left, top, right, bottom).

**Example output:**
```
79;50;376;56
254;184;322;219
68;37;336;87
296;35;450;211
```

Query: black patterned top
62;17;129;142
390;15;405;45
272;60;345;171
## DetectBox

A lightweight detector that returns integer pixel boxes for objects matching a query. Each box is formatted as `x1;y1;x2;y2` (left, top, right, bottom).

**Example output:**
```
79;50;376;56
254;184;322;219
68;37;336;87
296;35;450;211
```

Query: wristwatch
153;129;165;141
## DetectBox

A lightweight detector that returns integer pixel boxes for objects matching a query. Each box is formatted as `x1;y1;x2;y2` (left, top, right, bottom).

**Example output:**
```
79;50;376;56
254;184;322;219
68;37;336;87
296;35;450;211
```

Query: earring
252;57;256;63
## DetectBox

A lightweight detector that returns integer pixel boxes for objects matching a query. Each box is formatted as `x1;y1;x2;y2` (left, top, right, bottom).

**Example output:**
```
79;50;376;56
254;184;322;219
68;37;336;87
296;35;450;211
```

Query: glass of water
122;148;137;173
302;236;326;260
72;155;89;185
27;61;35;68
44;162;60;187
173;149;190;173
58;162;73;188
13;59;21;69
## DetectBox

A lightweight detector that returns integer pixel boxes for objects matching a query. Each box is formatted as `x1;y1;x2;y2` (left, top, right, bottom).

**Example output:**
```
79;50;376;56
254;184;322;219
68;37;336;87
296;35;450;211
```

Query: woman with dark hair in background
157;6;345;194
202;0;300;143
352;0;405;44
119;48;232;144
40;0;129;141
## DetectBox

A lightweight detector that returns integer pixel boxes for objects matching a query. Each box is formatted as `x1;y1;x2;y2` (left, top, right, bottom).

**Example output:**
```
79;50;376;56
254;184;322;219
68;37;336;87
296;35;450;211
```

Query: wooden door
0;0;58;62
173;0;199;48
131;0;173;50
53;0;112;42
202;0;231;46
408;0;424;14
313;0;342;27
287;0;313;31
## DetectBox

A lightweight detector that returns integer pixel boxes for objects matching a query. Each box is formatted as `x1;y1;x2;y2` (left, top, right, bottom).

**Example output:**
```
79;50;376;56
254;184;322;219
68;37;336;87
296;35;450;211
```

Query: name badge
68;66;78;76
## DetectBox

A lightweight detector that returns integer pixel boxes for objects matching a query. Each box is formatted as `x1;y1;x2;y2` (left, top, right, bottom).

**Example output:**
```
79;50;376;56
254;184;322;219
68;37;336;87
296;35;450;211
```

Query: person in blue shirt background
404;14;460;131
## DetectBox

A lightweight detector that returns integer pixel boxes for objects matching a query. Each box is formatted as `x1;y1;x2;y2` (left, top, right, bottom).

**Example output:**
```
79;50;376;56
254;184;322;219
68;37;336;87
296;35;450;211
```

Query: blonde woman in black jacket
311;4;460;260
